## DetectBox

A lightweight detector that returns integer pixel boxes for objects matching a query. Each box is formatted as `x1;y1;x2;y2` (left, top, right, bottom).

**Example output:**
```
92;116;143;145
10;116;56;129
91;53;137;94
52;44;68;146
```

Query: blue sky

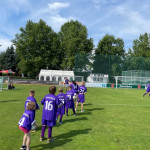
0;0;150;52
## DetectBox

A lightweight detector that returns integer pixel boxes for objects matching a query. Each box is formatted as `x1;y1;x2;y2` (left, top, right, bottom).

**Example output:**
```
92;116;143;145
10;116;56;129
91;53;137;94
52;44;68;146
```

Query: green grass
0;84;150;150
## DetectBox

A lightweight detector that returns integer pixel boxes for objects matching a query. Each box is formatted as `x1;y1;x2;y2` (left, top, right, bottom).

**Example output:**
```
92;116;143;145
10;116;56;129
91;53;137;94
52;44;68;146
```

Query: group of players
18;79;87;150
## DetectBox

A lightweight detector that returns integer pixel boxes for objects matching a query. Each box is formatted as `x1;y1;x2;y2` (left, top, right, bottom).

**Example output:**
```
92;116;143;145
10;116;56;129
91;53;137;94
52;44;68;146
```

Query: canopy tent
0;69;15;74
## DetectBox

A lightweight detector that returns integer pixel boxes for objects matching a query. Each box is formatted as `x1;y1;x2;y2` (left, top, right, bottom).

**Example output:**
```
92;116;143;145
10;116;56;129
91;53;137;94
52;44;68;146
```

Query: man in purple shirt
25;90;40;131
65;86;76;116
56;88;66;124
143;83;150;97
40;86;61;143
18;101;36;150
75;81;87;112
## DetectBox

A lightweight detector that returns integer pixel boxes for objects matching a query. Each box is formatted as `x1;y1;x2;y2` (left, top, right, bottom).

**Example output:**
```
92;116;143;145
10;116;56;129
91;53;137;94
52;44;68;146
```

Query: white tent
39;69;74;82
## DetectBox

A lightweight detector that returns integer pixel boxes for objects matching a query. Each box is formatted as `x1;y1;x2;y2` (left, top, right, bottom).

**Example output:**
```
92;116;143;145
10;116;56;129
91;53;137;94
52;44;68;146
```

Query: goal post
115;76;150;89
74;76;84;82
0;76;9;90
0;76;3;91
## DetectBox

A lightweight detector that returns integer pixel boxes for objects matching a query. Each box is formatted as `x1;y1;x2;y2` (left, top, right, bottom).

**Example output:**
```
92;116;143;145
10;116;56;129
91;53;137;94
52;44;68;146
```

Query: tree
12;19;61;77
59;20;94;70
123;33;150;72
96;34;125;55
131;33;150;57
93;34;125;76
0;45;17;71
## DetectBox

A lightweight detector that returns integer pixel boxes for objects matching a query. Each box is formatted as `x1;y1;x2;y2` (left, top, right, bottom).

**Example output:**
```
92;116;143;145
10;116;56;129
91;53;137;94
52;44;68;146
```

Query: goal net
0;76;9;90
74;76;84;82
115;76;150;89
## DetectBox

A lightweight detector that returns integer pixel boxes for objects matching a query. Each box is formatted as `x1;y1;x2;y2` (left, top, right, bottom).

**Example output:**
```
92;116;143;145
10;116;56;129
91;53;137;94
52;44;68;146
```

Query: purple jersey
41;94;58;121
18;110;35;131
25;96;40;111
70;83;79;94
78;86;87;94
147;84;150;88
78;86;87;103
65;79;69;84
65;90;75;108
57;93;66;115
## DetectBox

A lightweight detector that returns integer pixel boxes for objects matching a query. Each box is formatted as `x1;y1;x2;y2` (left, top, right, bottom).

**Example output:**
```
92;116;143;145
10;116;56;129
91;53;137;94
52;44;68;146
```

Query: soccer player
65;86;76;116
40;86;62;142
75;81;87;112
18;101;36;150
25;90;40;131
64;77;69;92
143;83;150;97
56;87;66;124
70;80;79;94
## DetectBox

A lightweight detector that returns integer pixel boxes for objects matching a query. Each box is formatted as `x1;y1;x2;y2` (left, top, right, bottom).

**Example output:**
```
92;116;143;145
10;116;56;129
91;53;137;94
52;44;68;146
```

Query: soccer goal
114;76;150;89
74;76;84;82
0;76;9;91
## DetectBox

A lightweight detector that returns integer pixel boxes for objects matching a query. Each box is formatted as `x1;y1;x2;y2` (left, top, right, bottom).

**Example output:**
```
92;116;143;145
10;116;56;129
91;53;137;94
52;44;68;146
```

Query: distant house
39;69;75;82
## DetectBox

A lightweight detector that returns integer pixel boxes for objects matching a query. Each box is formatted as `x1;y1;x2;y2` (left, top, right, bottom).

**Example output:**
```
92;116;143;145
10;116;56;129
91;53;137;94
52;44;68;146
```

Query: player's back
79;86;87;94
41;94;57;121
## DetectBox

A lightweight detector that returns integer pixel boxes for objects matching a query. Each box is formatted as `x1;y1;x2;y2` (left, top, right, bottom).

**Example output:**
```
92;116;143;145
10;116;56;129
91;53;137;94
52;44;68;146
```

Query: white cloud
28;2;75;32
48;2;69;10
0;38;13;52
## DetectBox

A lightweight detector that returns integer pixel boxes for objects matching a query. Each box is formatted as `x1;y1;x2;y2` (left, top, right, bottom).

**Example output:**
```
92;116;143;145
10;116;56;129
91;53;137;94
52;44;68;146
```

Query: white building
87;74;108;83
39;69;75;82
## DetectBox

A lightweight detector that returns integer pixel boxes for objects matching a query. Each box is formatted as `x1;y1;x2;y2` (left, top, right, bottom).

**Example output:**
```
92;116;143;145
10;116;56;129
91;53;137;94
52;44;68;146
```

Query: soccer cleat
40;137;45;141
59;121;62;124
81;110;84;112
47;138;55;143
20;145;26;150
75;109;77;111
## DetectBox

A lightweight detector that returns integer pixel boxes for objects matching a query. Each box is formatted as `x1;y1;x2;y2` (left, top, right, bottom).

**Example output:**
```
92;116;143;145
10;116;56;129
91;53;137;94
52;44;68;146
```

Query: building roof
39;69;74;76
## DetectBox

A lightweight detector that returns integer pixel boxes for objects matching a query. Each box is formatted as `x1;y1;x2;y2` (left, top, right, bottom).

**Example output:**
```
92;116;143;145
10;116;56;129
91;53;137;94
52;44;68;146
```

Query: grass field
0;84;150;150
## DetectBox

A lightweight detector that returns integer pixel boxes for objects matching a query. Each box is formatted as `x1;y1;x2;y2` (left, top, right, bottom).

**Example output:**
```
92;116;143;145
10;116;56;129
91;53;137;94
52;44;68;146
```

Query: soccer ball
73;95;77;100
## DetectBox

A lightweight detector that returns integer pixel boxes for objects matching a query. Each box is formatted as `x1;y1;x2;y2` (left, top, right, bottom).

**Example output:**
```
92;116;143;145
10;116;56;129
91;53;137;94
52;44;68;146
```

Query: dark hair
72;80;76;85
27;101;36;110
59;87;63;93
49;86;56;94
30;90;35;94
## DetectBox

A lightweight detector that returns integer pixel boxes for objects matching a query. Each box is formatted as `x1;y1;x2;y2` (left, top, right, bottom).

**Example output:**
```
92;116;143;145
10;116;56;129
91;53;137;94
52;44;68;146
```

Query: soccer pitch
0;84;150;150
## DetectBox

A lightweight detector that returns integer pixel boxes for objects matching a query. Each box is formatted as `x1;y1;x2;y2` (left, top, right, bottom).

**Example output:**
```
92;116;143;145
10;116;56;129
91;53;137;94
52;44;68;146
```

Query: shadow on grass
0;100;20;103
59;117;88;125
31;128;92;150
84;103;93;106
86;108;104;111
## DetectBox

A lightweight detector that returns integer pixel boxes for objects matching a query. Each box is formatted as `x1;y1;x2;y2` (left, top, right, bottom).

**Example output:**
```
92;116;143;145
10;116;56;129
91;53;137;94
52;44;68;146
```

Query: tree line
0;19;150;77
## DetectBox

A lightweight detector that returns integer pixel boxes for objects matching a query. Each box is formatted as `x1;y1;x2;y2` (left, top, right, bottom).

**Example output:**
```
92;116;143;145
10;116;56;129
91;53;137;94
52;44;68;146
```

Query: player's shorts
147;88;150;92
19;126;30;133
78;93;85;103
42;119;56;127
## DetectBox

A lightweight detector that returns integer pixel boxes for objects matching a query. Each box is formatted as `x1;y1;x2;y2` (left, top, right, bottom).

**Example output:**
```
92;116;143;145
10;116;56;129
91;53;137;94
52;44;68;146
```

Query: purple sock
41;126;46;137
48;127;52;139
143;93;147;96
60;115;63;122
73;108;75;114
